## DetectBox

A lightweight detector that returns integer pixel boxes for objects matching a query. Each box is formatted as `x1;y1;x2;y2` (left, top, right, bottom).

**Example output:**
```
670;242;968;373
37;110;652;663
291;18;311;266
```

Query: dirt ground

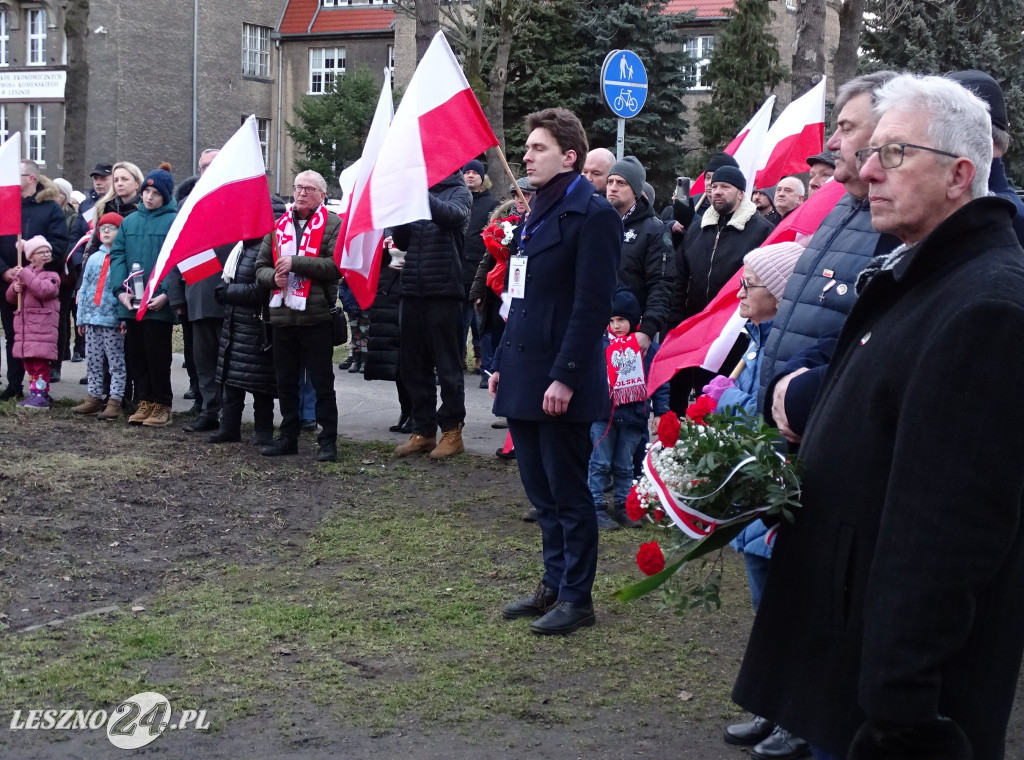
2;409;1024;759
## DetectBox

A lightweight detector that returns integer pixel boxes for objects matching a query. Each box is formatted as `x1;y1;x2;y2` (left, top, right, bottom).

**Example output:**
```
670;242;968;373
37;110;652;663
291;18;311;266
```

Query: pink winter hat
743;241;805;300
22;235;53;258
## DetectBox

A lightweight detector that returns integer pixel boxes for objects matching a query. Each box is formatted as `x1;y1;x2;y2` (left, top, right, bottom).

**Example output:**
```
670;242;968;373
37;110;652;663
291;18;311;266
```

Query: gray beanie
608;155;646;200
743;242;805;300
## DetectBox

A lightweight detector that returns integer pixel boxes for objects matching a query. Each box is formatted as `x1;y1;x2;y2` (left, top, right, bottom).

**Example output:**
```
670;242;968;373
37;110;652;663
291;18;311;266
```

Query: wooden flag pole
493;144;531;215
15;233;22;312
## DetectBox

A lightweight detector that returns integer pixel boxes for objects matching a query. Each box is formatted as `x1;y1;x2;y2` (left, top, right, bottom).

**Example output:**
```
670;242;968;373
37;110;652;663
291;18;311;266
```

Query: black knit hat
611;288;642;331
704;152;739;175
143;163;174;205
463;159;486;179
711;165;746;191
947;69;1008;132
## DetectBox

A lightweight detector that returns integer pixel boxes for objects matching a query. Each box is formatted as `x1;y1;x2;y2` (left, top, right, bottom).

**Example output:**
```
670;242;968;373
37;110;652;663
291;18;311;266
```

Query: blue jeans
299;366;316;421
588;418;644;514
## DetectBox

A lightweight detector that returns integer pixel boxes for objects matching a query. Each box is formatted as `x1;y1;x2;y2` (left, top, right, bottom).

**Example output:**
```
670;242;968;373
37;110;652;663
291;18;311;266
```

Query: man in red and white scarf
255;170;343;462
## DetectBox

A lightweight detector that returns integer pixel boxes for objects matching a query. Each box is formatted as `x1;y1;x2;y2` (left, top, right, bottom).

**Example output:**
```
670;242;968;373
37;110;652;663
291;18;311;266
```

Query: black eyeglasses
739;279;768;293
854;142;960;170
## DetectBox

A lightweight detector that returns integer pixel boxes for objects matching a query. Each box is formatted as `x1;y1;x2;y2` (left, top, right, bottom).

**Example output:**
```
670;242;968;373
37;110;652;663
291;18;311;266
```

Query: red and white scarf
270;205;328;311
605;332;647;406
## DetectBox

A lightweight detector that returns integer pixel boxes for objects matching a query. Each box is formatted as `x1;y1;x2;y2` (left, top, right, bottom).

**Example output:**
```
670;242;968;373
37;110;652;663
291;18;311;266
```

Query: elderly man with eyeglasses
255;170;342;462
734;73;1024;760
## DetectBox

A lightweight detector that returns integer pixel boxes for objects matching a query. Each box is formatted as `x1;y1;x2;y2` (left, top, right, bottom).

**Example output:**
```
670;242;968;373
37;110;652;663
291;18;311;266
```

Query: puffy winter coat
5;265;60;360
76;244;119;328
618;195;675;338
363;262;402;382
215;240;277;398
716;320;772;415
393;173;472;300
107;199;179;324
462;188;499;293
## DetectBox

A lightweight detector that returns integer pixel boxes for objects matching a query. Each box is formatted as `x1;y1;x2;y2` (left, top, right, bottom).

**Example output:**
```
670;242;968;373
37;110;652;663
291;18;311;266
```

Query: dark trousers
668;366;715;415
182;318;200;399
461;299;479;364
190;317;223;418
54;281;74;366
221;383;274;436
273;321;337;444
0;294;23;389
507;419;597;605
124;319;173;406
400;297;465;436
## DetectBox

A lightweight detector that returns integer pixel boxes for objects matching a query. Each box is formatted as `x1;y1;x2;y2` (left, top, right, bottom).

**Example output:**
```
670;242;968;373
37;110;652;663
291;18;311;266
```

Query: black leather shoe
522;507;538;522
316;441;337;462
183;388;196;400
495;447;516;460
338;356;354;370
71;351;84;363
0;385;24;401
751;727;810;760
50;367;62;383
79;376;88;385
253;430;274;447
184;415;219;433
389;415;410;433
207;429;241;444
261;438;298;456
530;600;596;635
724;715;775;746
501;584;557;619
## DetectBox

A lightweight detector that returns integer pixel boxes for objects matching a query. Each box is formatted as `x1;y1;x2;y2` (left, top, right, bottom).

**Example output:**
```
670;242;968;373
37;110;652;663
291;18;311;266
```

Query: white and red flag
342;30;498;307
689;96;775;198
335;69;394;309
136;115;274;319
0;133;22;236
754;78;826;190
647;176;846;393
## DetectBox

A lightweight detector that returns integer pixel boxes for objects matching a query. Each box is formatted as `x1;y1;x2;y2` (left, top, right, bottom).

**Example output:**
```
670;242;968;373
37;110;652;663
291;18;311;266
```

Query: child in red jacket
5;235;61;410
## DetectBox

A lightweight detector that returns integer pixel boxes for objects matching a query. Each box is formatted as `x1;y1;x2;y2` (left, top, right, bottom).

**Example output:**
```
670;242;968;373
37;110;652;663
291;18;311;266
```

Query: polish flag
335;69;394;309
689;96;775;197
136;116;274;319
648;175;846;393
754;78;826;190
0;133;22;236
345;31;498;244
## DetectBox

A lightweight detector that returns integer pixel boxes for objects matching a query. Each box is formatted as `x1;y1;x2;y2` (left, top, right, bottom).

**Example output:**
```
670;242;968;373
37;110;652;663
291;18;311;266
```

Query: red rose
686;394;717;425
657;411;681;447
625;487;646;521
652;507;666;523
636;541;666;576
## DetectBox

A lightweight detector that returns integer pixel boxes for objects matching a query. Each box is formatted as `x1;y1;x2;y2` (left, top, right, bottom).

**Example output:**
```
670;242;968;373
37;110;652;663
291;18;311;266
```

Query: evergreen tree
861;0;1024;185
695;0;787;156
286;66;383;190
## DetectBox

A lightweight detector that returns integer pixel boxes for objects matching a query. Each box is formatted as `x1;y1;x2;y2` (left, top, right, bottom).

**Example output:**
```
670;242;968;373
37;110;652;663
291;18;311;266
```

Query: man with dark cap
604;156;675;355
948;69;1024;245
805;151;835;196
461;159;498;373
78;163;113;220
667;164;772;411
751;188;781;225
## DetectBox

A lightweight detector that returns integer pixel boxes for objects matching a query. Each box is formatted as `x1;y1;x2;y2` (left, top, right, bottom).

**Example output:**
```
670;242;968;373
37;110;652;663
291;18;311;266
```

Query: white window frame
26;8;47;66
785;0;798;9
256;117;270;165
0;11;9;67
683;35;714;90
0;104;9;144
387;44;394;79
309;47;346;94
242;23;271;78
26;104;45;163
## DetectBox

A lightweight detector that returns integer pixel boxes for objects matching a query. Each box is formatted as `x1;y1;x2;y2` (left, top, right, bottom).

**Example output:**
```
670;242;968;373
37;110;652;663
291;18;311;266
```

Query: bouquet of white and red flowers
481;213;521;297
615;397;802;611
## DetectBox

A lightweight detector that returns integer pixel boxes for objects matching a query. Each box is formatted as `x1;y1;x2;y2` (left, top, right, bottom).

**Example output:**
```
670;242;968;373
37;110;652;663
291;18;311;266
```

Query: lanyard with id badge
512;175;583;302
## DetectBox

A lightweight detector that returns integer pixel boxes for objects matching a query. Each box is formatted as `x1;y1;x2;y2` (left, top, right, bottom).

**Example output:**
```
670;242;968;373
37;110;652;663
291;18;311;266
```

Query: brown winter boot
96;398;123;421
430;423;465;460
128;401;154;425
394;433;436;457
142;404;173;427
72;395;105;415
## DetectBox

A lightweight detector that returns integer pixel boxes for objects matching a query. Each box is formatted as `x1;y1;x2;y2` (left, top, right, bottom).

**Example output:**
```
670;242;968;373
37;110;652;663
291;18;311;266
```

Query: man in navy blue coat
489;107;621;635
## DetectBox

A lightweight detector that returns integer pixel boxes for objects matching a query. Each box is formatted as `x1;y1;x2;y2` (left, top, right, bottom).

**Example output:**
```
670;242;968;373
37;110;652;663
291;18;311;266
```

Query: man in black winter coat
460;160;498;372
604;156;675;351
392;171;472;460
0;161;70;399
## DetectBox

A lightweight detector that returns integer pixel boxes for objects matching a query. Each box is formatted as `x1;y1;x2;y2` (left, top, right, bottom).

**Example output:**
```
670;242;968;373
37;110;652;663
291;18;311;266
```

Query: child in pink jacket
5;235;61;410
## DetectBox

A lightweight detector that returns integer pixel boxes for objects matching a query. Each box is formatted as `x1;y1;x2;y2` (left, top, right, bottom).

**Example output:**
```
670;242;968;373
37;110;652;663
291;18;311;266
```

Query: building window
27;105;45;163
785;0;797;9
309;47;345;94
243;115;271;166
387;44;394;79
683;35;714;90
26;9;46;65
0;105;8;144
242;24;271;78
0;12;9;67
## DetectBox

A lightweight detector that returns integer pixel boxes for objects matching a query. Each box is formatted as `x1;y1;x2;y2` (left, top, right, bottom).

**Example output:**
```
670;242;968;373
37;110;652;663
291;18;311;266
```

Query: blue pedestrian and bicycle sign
601;49;648;119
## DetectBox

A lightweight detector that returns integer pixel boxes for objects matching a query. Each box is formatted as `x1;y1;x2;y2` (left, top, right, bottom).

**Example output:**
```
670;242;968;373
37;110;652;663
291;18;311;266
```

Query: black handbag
330;306;348;346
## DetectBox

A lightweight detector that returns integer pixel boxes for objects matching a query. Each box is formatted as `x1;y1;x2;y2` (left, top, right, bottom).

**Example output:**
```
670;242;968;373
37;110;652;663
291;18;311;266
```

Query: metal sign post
600;49;648;160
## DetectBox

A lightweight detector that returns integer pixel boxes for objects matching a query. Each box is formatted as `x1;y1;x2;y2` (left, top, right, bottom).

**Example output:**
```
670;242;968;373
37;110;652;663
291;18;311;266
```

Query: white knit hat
743;242;805;300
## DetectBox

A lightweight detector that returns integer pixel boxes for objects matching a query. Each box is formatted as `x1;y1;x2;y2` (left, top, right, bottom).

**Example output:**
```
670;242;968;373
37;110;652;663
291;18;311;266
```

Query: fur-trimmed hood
700;195;759;230
28;175;63;205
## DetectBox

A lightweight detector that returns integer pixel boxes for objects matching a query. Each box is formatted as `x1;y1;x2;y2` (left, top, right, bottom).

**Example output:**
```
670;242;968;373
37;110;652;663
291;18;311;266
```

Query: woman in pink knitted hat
4;235;61;409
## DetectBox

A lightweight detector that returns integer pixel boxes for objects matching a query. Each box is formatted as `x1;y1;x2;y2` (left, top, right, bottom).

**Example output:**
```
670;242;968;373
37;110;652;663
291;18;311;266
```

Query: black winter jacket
618;195;675;338
363;262;401;382
393;173;472;300
215;239;277;397
462;188;499;292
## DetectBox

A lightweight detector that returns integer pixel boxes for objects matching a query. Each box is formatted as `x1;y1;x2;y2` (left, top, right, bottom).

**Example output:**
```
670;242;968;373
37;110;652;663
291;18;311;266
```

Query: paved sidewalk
36;353;511;457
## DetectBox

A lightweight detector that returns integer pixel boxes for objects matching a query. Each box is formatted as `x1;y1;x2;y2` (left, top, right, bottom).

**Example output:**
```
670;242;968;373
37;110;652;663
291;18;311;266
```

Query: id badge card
508;255;527;299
